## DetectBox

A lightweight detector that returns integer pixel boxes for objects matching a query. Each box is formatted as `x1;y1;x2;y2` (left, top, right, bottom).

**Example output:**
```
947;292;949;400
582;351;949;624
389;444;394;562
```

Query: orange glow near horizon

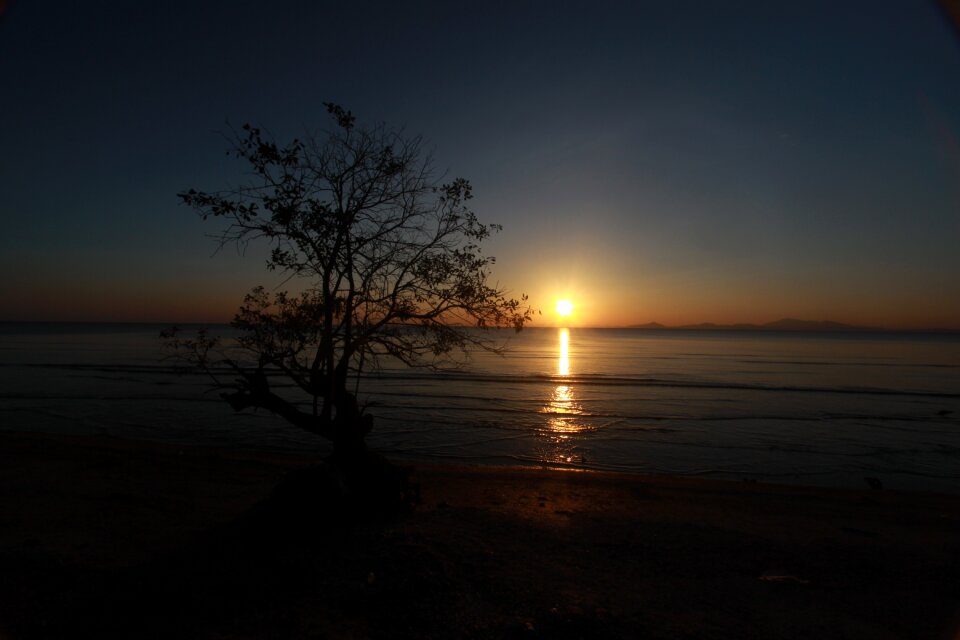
5;269;959;330
513;286;960;331
507;256;960;330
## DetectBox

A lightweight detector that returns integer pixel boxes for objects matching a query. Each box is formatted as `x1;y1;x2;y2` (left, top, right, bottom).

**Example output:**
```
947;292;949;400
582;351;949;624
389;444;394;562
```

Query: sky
2;1;959;329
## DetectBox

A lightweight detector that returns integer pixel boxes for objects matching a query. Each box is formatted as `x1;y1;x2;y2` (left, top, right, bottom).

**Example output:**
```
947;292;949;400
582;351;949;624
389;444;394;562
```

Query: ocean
2;322;959;492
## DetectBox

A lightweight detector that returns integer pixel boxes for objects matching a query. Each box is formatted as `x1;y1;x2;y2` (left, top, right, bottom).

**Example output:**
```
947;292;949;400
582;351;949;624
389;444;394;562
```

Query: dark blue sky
2;1;958;327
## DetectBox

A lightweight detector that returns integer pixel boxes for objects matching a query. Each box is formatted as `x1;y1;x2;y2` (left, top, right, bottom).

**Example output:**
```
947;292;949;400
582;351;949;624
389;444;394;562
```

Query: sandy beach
1;429;958;639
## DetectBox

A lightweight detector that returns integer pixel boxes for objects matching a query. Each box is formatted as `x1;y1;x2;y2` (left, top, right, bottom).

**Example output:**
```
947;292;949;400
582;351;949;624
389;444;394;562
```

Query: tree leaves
168;105;532;444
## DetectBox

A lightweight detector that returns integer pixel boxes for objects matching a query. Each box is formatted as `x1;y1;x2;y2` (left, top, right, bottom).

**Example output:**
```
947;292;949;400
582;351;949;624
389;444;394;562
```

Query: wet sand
1;429;958;638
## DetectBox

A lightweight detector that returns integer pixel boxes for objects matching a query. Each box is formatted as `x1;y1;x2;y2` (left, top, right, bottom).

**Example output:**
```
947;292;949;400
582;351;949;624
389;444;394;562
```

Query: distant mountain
626;318;880;332
760;318;874;332
676;322;763;331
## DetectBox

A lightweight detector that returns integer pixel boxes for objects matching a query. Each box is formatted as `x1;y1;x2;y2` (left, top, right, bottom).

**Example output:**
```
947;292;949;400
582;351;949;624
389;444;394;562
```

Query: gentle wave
4;326;960;492
5;362;958;399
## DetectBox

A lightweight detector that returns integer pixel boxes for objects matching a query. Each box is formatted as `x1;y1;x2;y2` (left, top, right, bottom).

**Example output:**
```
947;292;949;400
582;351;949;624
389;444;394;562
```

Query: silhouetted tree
166;104;530;473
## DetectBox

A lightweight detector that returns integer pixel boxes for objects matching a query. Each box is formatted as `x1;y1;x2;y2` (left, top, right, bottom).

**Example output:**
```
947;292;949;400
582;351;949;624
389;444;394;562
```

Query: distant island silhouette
625;318;956;333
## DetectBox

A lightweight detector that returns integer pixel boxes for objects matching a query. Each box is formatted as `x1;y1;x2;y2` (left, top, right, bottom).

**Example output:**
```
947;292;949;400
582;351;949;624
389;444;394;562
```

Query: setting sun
555;299;574;318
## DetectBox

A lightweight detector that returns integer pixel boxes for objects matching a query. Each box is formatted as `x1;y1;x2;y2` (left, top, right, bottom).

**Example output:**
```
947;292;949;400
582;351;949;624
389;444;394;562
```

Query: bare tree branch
168;104;532;455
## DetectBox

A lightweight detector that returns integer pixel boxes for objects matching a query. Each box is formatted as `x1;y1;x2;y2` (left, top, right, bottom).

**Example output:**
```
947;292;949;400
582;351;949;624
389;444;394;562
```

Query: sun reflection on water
543;384;584;431
537;328;587;464
558;327;569;376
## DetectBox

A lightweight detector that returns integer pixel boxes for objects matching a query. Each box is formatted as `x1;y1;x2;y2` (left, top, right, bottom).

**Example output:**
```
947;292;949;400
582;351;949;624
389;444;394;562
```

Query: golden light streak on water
558;327;569;376
538;328;587;465
544;385;584;432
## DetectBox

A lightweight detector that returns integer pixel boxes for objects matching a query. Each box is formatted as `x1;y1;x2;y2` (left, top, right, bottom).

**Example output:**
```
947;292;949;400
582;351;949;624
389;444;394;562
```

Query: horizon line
2;318;959;334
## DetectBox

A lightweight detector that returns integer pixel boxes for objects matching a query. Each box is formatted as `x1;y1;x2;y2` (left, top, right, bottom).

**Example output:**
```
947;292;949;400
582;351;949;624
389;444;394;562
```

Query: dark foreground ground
0;430;958;639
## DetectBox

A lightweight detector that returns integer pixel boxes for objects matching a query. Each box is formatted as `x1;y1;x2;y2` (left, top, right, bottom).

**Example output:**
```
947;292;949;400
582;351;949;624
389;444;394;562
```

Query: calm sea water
2;322;959;492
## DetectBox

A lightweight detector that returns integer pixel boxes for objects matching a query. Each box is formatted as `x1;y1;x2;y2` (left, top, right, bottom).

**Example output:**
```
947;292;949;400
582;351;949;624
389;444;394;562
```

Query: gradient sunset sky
2;1;959;329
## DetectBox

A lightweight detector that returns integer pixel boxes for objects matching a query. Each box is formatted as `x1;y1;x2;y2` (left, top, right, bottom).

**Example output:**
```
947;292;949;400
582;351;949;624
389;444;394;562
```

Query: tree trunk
223;376;416;517
330;386;372;462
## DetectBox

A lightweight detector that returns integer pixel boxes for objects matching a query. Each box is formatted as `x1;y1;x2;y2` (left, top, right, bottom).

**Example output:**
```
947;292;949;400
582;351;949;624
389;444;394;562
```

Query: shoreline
5;425;959;494
2;429;960;638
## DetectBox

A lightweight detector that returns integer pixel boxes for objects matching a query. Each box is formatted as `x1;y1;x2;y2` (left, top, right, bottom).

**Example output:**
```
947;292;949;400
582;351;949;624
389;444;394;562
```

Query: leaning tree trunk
330;386;373;462
222;374;417;519
320;386;418;518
